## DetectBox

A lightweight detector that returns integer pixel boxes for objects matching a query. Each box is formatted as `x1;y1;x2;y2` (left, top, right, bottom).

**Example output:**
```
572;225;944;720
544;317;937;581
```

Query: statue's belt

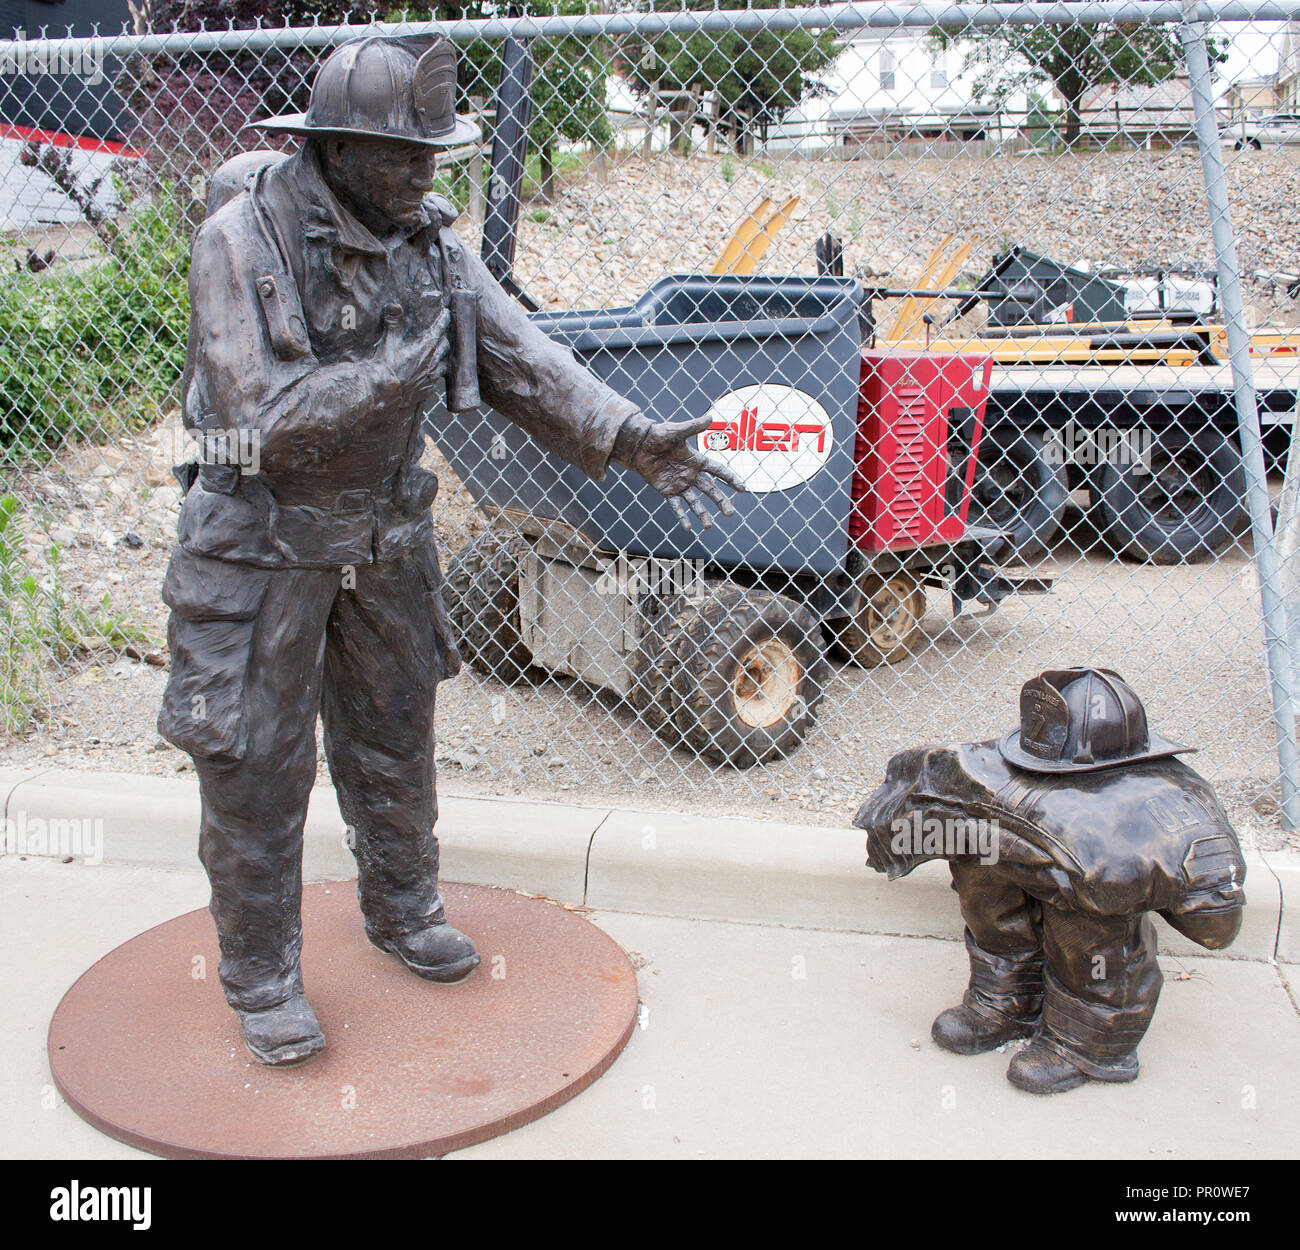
272;496;428;566
178;468;438;568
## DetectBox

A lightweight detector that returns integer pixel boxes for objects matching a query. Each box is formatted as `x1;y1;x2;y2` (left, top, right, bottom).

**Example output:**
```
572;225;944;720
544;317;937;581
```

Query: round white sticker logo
695;384;834;495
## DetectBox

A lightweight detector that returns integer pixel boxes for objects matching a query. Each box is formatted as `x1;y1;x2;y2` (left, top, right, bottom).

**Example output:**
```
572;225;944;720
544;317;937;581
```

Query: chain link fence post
1182;0;1300;829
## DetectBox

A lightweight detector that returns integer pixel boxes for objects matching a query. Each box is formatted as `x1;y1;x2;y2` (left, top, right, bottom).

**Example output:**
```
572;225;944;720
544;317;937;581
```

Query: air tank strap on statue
250;162;314;363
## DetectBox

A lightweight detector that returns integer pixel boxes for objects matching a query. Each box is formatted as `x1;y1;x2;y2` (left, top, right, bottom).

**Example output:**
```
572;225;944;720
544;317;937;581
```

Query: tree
122;2;375;227
525;8;613;199
932;18;1227;147
623;0;840;155
1023;90;1060;149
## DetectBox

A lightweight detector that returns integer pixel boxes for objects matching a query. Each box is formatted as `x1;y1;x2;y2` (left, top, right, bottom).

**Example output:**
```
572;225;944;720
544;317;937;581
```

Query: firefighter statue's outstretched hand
612;412;747;531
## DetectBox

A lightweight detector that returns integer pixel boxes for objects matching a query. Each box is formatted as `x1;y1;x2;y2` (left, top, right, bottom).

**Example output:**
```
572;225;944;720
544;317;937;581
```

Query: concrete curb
1;766;1294;962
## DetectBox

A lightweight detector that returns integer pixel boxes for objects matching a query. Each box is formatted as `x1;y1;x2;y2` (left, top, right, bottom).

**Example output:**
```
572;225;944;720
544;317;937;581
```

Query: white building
1077;78;1198;145
761;30;1020;155
0;126;133;232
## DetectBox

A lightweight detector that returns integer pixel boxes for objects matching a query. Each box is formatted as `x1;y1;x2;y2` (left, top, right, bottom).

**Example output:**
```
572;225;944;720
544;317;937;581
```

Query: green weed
0;494;157;734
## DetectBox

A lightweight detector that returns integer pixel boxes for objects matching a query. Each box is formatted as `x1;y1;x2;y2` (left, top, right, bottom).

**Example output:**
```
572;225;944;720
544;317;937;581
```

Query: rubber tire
969;427;1068;563
1092;423;1247;564
630;598;685;743
836;573;927;668
442;529;537;683
661;584;828;769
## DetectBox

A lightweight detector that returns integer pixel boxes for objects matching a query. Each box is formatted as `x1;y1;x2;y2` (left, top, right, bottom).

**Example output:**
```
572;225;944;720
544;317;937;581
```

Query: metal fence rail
8;3;1300;49
2;1;1298;838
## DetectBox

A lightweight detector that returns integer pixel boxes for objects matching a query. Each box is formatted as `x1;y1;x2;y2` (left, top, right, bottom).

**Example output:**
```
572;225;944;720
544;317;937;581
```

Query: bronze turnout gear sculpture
159;35;742;1066
855;668;1246;1094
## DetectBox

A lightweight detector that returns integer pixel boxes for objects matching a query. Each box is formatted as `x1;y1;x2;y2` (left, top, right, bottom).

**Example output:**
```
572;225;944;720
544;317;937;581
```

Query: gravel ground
1;499;1290;853
1;147;1297;852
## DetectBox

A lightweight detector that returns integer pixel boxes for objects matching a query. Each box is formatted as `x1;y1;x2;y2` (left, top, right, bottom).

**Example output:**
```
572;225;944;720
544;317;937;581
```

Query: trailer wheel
661;585;828;768
630;599;684;742
443;529;537;683
1092;424;1247;564
836;573;927;668
969;427;1068;562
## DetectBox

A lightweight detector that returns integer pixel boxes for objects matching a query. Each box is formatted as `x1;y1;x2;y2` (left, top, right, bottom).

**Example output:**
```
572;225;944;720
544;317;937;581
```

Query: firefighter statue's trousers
161;541;454;1013
951;859;1162;1076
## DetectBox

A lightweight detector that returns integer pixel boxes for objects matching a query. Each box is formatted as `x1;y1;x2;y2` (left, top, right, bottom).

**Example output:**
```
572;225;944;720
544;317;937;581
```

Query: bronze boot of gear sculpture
855;667;1247;1095
930;913;1044;1056
160;35;743;1066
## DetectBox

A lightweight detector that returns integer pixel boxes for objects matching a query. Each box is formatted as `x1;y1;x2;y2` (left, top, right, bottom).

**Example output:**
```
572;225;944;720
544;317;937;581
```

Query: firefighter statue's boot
932;931;1044;1056
1008;1037;1140;1095
932;1004;1037;1056
236;991;327;1067
1006;960;1150;1094
366;921;481;984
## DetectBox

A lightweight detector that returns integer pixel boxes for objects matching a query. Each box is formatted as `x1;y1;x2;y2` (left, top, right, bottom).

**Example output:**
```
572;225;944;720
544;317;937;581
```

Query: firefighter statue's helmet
999;667;1194;774
250;36;481;149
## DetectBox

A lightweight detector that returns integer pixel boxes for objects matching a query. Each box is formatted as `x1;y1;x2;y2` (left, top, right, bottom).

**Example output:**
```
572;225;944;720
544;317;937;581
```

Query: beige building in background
1222;75;1281;119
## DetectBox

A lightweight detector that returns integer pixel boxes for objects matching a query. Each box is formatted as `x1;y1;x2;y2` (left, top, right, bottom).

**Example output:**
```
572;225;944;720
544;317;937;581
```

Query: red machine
851;349;993;552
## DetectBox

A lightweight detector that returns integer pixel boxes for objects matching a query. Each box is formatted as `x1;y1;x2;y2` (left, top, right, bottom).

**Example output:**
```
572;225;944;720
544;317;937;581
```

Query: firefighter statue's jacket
854;742;1246;949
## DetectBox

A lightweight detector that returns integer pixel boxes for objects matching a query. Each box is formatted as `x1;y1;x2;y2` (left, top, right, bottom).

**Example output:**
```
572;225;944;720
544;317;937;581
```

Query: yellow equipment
876;234;972;343
711;194;801;276
875;235;1300;365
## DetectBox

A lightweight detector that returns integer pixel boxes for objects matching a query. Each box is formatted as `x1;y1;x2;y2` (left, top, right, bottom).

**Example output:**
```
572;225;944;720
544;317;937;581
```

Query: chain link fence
1;2;1298;840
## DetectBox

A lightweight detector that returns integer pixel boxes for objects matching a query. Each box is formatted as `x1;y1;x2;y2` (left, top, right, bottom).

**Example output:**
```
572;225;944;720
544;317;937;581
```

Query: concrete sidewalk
2;766;1299;1159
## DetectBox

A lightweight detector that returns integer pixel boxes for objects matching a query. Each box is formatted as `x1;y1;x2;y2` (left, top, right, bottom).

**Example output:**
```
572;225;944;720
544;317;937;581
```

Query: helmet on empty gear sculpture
999;666;1194;775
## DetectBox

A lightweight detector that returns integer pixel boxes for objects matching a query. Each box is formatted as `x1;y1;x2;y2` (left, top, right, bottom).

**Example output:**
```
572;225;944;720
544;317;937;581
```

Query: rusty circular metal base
48;882;638;1159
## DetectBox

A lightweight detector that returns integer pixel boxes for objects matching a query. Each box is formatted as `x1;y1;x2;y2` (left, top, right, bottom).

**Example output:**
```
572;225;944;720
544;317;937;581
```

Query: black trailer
969;356;1298;564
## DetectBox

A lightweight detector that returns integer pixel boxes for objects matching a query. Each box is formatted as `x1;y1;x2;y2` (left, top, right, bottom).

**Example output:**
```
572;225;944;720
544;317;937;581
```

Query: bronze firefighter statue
158;35;742;1066
854;668;1246;1094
